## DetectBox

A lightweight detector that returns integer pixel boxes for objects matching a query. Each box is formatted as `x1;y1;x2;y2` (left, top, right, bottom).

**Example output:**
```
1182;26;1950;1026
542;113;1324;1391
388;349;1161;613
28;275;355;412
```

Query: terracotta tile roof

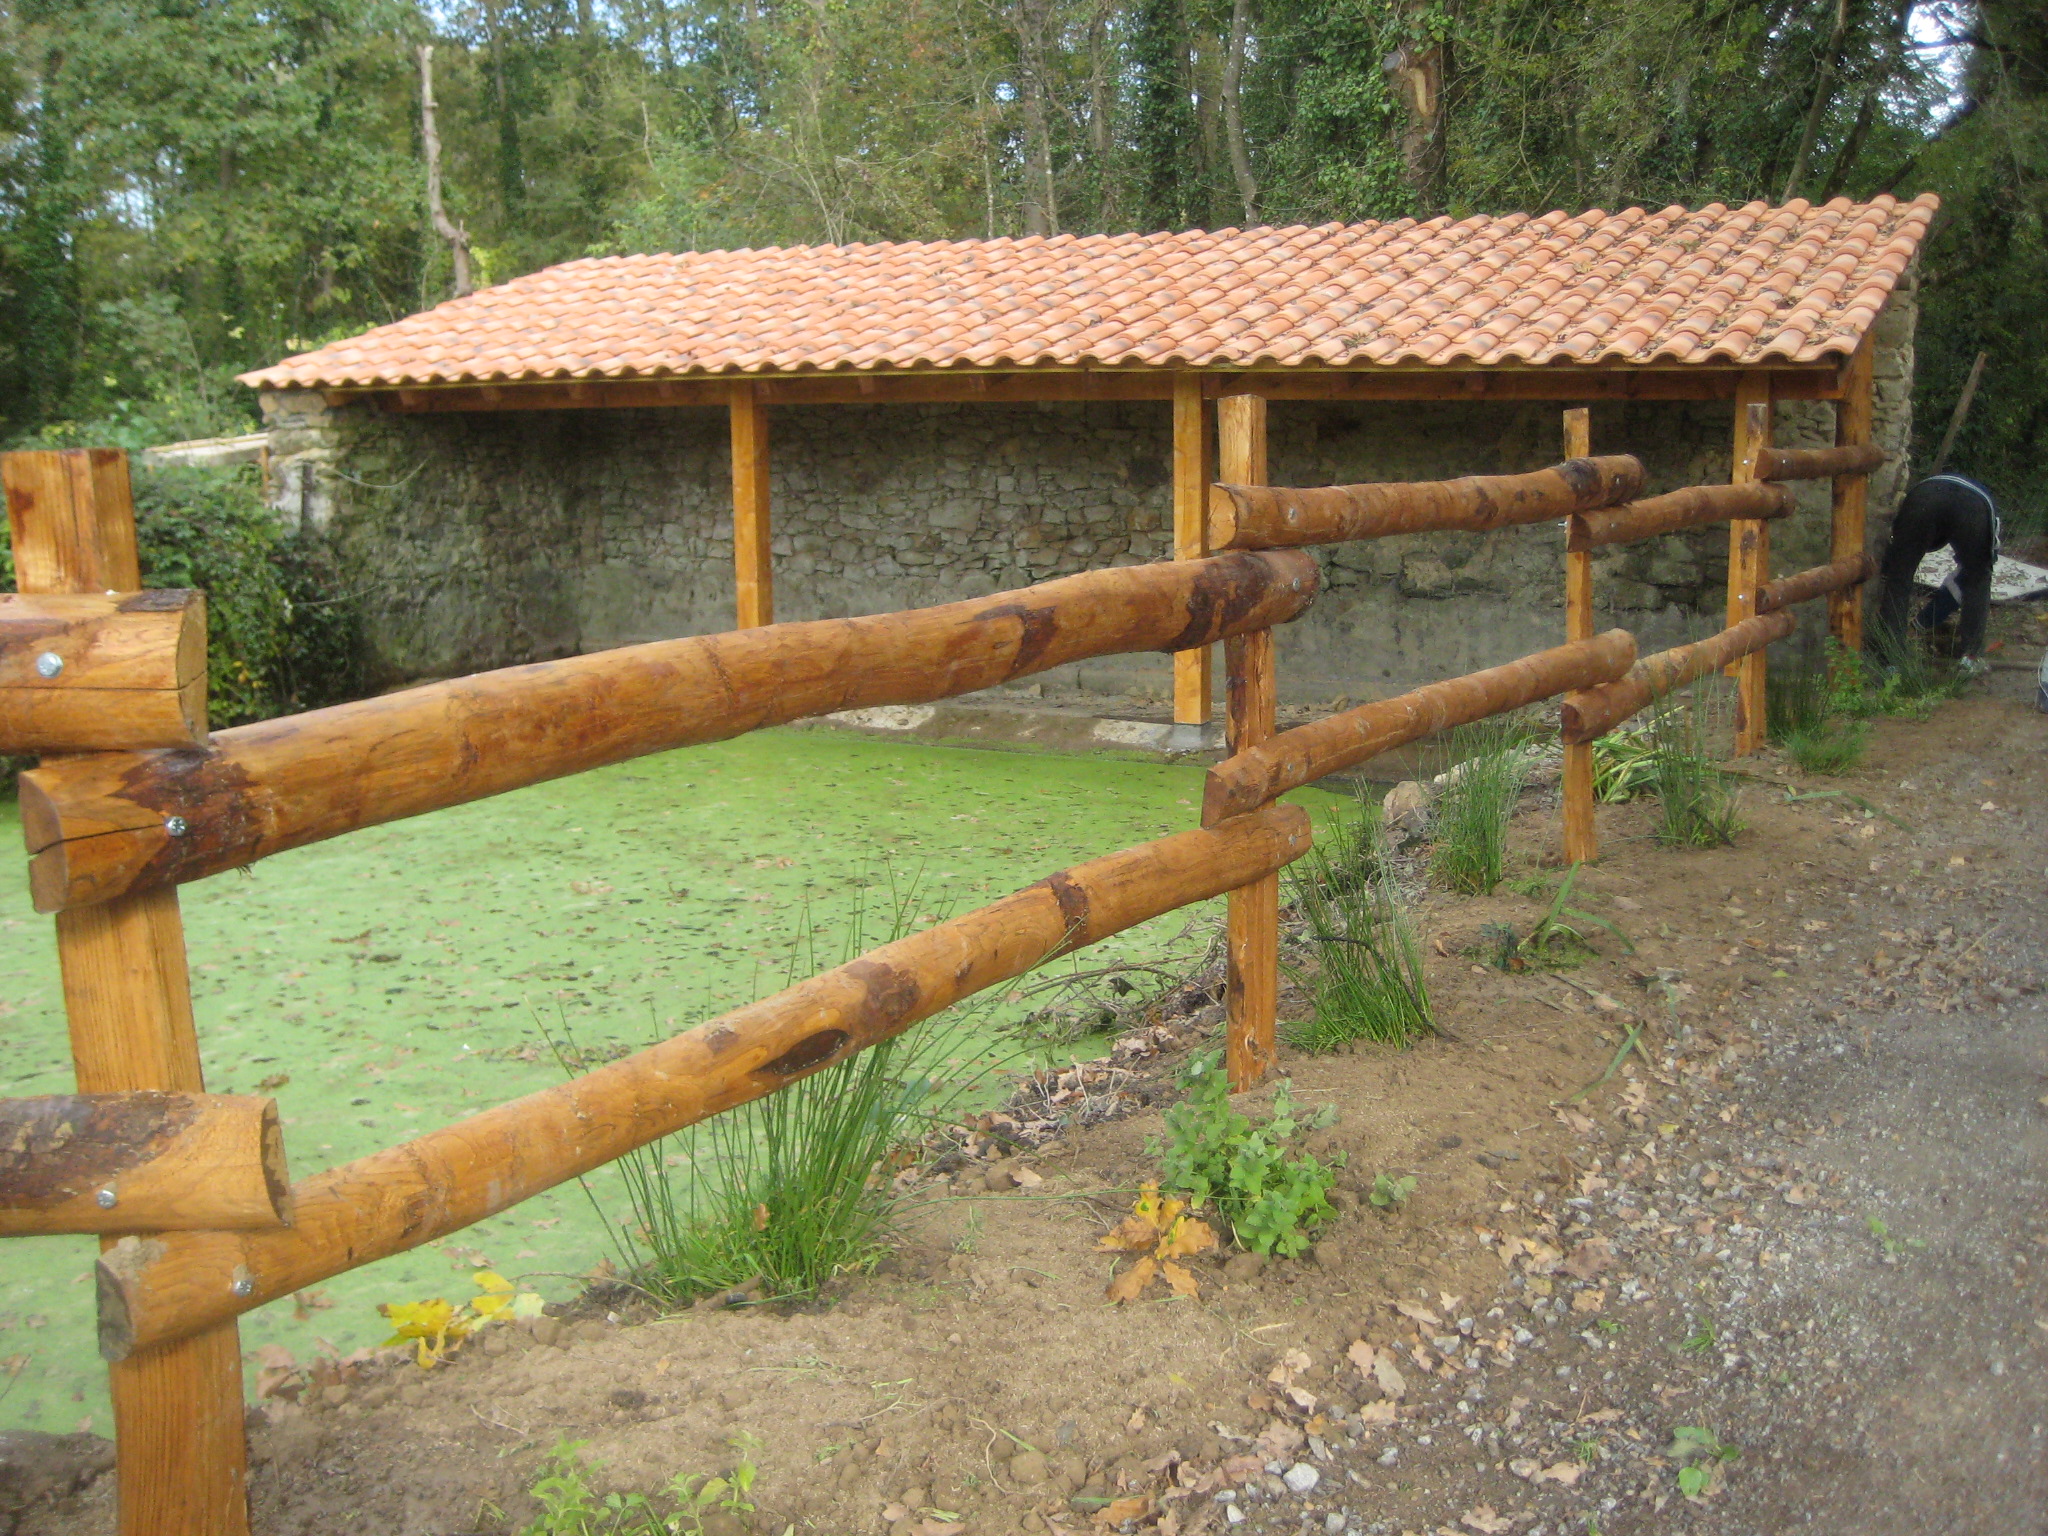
243;195;1936;390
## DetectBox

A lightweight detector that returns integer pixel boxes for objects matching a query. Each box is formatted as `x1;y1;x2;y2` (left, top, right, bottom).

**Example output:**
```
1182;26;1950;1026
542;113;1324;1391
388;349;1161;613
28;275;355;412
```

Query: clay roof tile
242;195;1937;390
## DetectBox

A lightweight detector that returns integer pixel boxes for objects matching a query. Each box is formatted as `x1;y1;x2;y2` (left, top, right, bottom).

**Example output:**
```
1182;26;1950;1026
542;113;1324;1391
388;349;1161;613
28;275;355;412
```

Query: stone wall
261;285;1914;708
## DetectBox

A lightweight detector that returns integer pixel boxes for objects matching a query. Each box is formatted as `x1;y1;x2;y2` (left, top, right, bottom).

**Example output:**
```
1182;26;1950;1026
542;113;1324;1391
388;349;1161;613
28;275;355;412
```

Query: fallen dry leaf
1347;1339;1376;1376
1373;1355;1407;1400
1562;1238;1614;1281
1571;1287;1607;1315
1538;1463;1583;1486
1268;1349;1312;1387
1099;1216;1161;1252
1395;1300;1444;1329
1357;1401;1398;1425
1461;1508;1513;1534
1783;1183;1817;1207
1012;1166;1043;1187
1159;1216;1218;1261
1093;1496;1154;1526
1161;1260;1201;1298
1106;1256;1157;1304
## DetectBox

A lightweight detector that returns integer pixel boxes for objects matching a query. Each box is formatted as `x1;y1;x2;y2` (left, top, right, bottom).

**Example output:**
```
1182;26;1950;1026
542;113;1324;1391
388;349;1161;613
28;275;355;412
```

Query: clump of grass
1283;794;1432;1050
1770;649;1869;776
1839;639;1967;720
1427;716;1534;895
1648;687;1742;847
598;874;984;1304
1591;726;1660;803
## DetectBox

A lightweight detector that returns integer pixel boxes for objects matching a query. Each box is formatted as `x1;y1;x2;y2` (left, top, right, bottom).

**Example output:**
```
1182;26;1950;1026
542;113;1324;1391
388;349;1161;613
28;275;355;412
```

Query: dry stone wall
261;291;1914;710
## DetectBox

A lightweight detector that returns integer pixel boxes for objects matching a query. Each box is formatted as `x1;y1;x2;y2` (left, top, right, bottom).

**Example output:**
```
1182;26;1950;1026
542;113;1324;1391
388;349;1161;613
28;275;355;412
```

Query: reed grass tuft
1284;794;1433;1051
1427;716;1535;895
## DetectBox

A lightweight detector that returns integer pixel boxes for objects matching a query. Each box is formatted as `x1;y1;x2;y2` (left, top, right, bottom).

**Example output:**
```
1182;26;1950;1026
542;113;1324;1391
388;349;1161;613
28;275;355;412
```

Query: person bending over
1876;473;2000;663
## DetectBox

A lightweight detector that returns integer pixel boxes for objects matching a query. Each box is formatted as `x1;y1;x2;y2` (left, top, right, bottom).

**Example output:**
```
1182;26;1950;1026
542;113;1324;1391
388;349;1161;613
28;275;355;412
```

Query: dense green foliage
0;463;363;789
0;2;2040;518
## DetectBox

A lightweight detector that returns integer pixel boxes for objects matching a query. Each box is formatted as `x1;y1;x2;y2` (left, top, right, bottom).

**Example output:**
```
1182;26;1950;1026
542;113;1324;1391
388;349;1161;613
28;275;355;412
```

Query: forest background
0;0;2041;526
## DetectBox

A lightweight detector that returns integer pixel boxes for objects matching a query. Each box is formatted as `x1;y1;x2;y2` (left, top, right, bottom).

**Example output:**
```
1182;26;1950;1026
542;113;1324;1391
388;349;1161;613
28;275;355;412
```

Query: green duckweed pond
0;728;1341;1433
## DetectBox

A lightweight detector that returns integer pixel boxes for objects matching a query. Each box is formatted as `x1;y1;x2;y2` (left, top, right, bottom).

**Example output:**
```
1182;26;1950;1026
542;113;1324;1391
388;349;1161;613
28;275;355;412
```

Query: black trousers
1876;476;1999;659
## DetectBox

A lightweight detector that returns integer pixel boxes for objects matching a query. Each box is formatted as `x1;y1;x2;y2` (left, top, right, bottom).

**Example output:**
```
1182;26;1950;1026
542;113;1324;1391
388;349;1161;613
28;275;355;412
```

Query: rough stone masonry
260;285;1915;710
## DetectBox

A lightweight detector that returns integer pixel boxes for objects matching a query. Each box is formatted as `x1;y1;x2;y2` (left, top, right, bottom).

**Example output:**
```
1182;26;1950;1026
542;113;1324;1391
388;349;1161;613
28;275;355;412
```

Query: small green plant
1840;638;1967;719
1284;794;1433;1050
1153;1051;1341;1257
1574;1438;1602;1464
1678;1321;1718;1356
1366;1171;1416;1209
1485;864;1631;970
1593;1317;1623;1336
1648;690;1742;847
1428;717;1534;895
1866;1214;1926;1260
521;1437;758;1536
1781;717;1870;775
1590;727;1661;803
1667;1425;1739;1497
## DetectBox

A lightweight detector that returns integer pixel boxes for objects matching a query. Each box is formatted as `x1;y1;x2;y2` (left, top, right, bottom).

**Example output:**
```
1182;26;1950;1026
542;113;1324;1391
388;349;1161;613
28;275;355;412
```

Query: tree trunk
1222;0;1259;223
1382;7;1447;215
1016;0;1059;236
417;45;473;298
1783;0;1852;201
1088;0;1118;229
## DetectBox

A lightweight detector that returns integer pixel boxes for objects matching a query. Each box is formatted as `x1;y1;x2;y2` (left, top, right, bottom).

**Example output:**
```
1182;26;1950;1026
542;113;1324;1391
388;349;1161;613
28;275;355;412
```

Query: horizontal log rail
1558;611;1796;744
1755;442;1886;482
1206;455;1643;551
1203;632;1637;826
1566;482;1791;551
0;1093;288;1236
1757;553;1875;615
95;806;1313;1359
0;591;208;751
20;550;1319;914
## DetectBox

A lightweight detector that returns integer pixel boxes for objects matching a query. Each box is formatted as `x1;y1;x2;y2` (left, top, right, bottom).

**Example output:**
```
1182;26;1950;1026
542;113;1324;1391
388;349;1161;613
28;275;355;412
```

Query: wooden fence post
1560;408;1597;863
730;382;773;629
0;449;252;1536
1829;339;1875;655
1172;374;1214;728
1728;377;1772;755
1217;395;1276;1090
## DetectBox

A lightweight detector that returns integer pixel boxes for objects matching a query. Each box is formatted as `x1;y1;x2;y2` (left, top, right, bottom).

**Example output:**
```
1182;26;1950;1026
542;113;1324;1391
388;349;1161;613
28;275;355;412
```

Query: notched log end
1200;764;1257;829
26;843;70;915
757;1028;852;1079
1557;693;1598;746
257;1098;293;1223
94;1236;164;1362
1205;483;1252;550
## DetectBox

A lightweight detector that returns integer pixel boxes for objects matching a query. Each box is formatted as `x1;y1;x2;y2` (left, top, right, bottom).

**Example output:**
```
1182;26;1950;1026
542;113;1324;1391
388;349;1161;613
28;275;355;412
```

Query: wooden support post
1830;338;1875;655
1727;377;1772;755
1172;374;1213;725
1;448;252;1536
1560;409;1597;865
730;383;772;629
1217;395;1275;1090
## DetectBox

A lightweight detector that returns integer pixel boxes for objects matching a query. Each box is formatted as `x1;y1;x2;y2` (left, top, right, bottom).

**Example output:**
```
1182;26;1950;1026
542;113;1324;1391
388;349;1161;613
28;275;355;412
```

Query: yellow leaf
1097;1215;1162;1252
1132;1181;1164;1223
1158;1215;1219;1260
472;1270;514;1294
471;1292;515;1321
1106;1256;1157;1304
1160;1260;1201;1298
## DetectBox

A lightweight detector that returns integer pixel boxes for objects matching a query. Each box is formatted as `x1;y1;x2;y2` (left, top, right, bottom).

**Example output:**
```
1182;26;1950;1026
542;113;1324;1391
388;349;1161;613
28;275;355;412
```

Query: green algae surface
0;729;1340;1433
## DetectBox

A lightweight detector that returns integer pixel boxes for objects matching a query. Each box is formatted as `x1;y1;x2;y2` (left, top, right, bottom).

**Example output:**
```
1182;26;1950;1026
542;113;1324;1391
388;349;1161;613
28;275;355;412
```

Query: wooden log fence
1557;612;1797;745
0;416;1887;1531
1206;454;1643;551
20;548;1319;914
0;591;209;751
1204;633;1637;827
1555;387;1885;861
0;1093;289;1236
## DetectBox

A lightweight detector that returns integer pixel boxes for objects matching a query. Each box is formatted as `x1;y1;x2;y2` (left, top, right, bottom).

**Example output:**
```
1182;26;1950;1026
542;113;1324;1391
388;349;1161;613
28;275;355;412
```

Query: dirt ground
9;627;2046;1536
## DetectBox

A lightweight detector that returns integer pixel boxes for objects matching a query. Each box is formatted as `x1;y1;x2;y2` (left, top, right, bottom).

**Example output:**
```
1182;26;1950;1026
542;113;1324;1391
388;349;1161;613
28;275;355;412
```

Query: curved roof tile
242;195;1937;390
